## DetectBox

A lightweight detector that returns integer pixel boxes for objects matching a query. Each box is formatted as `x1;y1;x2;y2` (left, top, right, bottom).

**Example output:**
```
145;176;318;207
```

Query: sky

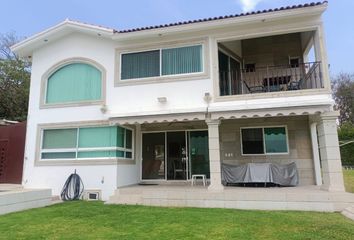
0;0;353;75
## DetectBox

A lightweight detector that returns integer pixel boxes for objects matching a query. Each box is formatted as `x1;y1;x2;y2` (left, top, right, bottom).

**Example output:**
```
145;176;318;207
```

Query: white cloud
238;0;263;12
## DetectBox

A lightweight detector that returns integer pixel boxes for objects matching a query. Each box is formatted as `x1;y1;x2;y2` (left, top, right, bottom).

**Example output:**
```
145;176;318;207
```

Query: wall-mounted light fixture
100;105;108;114
157;97;167;103
204;92;212;103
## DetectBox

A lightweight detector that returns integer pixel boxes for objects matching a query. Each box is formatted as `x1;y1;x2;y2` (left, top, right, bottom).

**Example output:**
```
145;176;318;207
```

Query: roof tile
69;1;328;34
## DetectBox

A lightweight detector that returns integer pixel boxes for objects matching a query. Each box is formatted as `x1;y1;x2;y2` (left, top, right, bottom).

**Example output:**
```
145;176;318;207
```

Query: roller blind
42;129;77;149
264;127;288;153
46;63;102;104
79;126;116;148
42;152;76;159
41;126;132;160
162;45;203;75
125;129;132;149
121;50;160;80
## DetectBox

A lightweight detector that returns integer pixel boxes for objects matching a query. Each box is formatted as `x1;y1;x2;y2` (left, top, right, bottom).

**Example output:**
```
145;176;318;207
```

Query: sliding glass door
142;133;165;180
166;132;187;180
189;131;210;178
142;131;210;181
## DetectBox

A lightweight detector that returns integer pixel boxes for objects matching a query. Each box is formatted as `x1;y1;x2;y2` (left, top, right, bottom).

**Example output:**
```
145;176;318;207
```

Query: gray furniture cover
222;162;299;186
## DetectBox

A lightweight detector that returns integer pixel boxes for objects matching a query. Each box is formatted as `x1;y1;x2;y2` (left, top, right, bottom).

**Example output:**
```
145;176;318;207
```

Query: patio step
107;185;354;212
107;189;143;205
51;195;63;205
341;205;354;221
0;188;52;215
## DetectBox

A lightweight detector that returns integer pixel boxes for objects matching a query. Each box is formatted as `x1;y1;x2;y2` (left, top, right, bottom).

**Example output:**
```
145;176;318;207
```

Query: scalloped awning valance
108;105;332;125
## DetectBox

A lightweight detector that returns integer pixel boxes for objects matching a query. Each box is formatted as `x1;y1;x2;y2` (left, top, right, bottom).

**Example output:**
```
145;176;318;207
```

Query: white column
206;119;224;191
310;122;322;185
317;112;345;192
135;124;142;181
314;25;330;90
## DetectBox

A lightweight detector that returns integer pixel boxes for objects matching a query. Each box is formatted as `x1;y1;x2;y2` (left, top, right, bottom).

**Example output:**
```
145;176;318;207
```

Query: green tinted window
264;127;288;153
42;129;77;149
42;152;76;159
162;45;202;75
79;126;116;148
121;50;160;79
41;126;133;160
46;63;102;104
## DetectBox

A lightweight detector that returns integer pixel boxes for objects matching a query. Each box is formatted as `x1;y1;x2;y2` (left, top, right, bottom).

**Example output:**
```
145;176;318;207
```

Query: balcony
219;61;323;96
217;31;325;96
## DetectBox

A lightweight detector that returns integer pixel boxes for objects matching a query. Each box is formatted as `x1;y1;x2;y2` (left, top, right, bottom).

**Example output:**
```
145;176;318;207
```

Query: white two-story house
12;1;353;211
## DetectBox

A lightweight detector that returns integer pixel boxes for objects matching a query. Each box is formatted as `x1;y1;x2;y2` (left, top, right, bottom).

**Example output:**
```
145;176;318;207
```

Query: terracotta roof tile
118;1;327;33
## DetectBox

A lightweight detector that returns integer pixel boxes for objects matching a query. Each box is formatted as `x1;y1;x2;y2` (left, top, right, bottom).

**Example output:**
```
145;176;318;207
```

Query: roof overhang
112;3;327;41
11;19;115;57
11;2;327;57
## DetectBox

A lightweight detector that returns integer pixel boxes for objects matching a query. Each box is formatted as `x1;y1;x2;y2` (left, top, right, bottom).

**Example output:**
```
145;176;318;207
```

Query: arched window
45;63;102;104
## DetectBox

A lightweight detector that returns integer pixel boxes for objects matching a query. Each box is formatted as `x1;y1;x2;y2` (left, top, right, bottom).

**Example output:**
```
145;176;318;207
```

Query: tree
332;73;354;125
338;122;354;166
0;32;31;121
333;73;354;165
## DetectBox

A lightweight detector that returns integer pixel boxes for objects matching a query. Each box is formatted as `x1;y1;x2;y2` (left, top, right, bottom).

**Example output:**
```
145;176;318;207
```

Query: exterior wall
242;33;303;67
219;116;315;185
24;33;127;200
23;33;211;199
21;8;335;200
23;165;117;200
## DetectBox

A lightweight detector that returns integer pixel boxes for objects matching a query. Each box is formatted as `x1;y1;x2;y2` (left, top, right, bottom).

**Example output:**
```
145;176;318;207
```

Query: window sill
241;153;289;156
35;158;136;166
39;100;104;109
115;71;209;87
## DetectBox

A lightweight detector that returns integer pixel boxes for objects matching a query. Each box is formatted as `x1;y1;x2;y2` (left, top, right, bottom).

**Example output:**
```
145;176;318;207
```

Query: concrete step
51;195;63;205
108;190;143;205
116;188;145;195
0;189;52;215
341;205;354;221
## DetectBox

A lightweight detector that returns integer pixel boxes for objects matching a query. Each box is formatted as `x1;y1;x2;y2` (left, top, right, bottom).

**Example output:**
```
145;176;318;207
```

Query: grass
344;169;354;193
0;201;353;240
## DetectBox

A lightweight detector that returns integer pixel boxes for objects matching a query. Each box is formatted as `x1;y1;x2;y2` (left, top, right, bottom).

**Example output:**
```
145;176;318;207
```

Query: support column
135;124;142;180
317;112;345;192
206;119;224;191
309;121;322;185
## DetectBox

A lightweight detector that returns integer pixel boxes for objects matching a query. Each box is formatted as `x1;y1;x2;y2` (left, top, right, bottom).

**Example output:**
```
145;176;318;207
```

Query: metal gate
0;140;9;183
0;121;26;184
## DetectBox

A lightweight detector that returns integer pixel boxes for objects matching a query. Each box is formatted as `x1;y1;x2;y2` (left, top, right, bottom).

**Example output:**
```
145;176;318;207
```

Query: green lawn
344;169;354;193
0;201;353;240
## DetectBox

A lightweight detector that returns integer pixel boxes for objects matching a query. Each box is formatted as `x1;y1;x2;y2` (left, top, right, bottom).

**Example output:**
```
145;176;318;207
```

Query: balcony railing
219;62;323;96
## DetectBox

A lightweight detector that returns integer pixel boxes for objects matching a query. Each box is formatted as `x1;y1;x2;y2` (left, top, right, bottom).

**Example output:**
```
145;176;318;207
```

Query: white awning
210;105;332;120
109;112;207;125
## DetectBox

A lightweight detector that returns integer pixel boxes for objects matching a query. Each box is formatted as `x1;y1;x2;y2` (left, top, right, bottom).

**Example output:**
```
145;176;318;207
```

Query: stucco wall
22;14;332;199
23;32;211;200
220;116;315;185
242;33;303;67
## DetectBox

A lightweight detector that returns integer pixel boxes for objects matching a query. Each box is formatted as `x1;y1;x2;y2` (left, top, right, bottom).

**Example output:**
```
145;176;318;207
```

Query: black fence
219;62;323;96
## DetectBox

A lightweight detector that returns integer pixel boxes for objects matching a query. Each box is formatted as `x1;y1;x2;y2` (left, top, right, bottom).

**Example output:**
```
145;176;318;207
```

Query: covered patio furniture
221;162;299;187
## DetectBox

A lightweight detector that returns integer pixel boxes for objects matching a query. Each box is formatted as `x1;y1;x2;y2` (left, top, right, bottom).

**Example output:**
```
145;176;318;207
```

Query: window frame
119;44;204;81
289;56;301;68
40;58;106;109
39;125;134;162
244;63;256;73
240;125;289;156
115;38;209;86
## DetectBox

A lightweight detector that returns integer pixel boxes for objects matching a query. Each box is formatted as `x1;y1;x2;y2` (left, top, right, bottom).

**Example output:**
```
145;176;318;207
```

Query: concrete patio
108;183;354;213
